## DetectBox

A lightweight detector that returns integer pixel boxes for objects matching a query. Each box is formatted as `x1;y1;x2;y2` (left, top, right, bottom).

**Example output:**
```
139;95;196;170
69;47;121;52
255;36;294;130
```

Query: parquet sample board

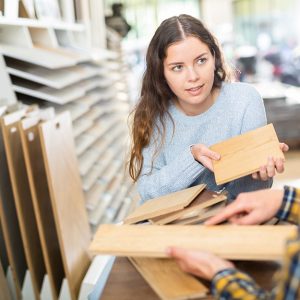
124;184;206;224
150;190;226;225
39;112;91;299
0;218;9;275
170;202;226;225
1;116;46;300
210;124;284;185
19;118;65;299
0;261;12;300
90;225;296;261
130;257;208;300
0;117;27;299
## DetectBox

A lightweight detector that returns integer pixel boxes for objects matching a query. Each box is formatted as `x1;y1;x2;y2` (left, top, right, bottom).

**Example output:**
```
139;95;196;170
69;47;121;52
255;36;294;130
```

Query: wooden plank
90;225;296;261
130;257;208;300
210;124;284;185
0;260;12;300
1;117;47;300
101;257;279;300
38;112;91;299
19;118;65;299
0;119;27;299
150;190;226;225
124;184;206;225
170;202;226;225
0;220;9;274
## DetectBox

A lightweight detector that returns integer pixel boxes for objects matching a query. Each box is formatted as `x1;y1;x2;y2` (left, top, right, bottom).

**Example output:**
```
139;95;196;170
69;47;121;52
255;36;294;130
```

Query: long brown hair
129;14;230;181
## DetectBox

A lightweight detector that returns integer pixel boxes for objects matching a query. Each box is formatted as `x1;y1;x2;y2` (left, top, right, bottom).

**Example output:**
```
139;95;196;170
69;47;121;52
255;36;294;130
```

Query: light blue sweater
137;82;272;202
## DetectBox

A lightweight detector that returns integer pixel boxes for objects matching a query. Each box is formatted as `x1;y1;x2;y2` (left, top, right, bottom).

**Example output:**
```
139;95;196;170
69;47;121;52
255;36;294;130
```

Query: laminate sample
150;190;226;225
210;124;284;185
1;116;46;300
90;224;296;261
130;257;208;300
19;117;65;299
124;184;206;224
39;112;91;299
0;117;27;299
0;260;12;300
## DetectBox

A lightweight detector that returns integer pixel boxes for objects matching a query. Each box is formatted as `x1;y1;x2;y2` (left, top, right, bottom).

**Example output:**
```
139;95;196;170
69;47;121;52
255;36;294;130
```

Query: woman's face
163;36;216;115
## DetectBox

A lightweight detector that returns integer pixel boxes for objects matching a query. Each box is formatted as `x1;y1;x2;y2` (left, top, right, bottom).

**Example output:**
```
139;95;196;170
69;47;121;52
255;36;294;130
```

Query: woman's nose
187;66;200;81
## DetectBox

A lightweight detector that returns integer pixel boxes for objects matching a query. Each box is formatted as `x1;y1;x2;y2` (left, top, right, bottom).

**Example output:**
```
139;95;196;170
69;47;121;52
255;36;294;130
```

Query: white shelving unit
0;1;137;298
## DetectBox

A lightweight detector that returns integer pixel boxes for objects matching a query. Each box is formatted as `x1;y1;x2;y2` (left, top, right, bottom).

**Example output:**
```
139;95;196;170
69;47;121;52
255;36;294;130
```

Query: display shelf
0;17;85;31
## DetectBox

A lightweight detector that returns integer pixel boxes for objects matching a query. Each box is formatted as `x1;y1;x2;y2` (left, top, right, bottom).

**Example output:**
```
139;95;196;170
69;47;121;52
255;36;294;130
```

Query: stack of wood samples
0;106;92;299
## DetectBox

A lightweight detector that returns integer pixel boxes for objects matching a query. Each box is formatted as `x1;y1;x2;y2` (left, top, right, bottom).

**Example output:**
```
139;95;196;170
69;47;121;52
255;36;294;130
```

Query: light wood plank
124;184;206;224
150;190;226;225
170;202;226;225
19;119;65;299
39;112;91;299
1;117;46;300
0;118;28;299
90;224;296;261
130;258;208;300
0;261;12;300
210;124;284;185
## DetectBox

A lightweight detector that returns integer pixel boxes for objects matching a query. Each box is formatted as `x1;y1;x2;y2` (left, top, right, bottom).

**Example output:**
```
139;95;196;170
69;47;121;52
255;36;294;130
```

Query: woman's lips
186;84;204;96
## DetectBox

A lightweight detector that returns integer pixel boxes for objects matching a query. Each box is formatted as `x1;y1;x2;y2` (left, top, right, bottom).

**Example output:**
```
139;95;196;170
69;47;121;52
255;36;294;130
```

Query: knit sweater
137;82;272;202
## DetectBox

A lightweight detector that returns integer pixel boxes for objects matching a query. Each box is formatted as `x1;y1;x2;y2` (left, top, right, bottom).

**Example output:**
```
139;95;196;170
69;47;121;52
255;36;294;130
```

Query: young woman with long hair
129;14;288;202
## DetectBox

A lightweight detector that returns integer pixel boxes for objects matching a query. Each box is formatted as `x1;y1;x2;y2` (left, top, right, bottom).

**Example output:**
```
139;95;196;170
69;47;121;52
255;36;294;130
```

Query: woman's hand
205;189;284;225
252;143;289;181
167;247;234;281
191;144;220;172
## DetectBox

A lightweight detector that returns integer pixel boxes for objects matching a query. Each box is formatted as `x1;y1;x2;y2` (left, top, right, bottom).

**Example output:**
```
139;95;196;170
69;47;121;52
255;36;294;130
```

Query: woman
129;14;287;202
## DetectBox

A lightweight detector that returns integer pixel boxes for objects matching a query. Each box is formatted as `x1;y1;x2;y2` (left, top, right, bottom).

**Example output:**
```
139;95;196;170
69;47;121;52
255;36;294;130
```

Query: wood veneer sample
130;257;208;300
150;190;226;225
19;117;65;299
90;224;296;261
1;116;46;300
124;184;206;224
0;261;12;300
39;112;91;299
210;124;284;185
0;116;27;299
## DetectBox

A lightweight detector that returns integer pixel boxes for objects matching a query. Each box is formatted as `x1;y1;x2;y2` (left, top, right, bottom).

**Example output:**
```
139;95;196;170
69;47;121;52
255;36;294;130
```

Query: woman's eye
172;65;183;72
197;58;207;65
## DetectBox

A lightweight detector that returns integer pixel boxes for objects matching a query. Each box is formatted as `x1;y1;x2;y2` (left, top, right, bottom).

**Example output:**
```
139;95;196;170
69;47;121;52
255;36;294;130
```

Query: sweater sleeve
137;144;204;202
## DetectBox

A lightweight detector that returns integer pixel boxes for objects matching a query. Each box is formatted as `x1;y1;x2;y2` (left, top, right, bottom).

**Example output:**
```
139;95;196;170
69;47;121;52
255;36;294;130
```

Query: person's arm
137;141;219;202
211;269;270;299
276;186;300;224
272;228;300;300
167;247;270;299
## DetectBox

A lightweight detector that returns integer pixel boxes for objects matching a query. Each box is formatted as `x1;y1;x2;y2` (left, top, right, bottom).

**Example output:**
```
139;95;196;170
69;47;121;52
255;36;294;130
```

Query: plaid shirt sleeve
211;269;270;299
211;186;300;300
276;186;300;224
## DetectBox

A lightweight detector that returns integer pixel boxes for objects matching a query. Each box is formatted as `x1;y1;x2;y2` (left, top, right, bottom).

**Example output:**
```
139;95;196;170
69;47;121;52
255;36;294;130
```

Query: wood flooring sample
90;224;296;261
130;258;208;300
124;184;206;224
210;124;284;185
39;112;91;299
